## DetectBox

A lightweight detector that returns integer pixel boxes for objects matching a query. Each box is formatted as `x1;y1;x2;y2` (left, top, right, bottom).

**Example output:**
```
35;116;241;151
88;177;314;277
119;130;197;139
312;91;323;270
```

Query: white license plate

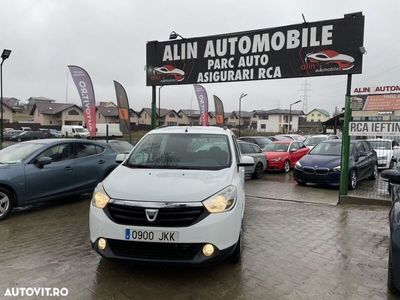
124;228;179;242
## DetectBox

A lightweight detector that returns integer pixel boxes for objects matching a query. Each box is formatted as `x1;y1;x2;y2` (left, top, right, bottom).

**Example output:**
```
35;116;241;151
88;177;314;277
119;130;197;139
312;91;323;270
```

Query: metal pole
289;105;292;134
158;85;163;126
239;97;242;137
339;74;352;198
151;86;157;129
106;124;109;143
0;61;3;150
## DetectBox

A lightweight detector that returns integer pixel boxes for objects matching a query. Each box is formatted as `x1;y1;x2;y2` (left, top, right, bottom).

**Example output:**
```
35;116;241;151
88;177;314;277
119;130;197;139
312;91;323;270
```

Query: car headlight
333;166;341;171
202;186;237;213
91;185;110;209
295;161;302;169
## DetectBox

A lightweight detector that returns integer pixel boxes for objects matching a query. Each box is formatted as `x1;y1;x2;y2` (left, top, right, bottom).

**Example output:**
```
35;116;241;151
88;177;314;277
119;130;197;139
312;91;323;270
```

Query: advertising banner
68;65;97;137
350;93;400;111
349;121;400;136
193;85;209;126
146;12;364;86
113;80;131;135
213;95;225;126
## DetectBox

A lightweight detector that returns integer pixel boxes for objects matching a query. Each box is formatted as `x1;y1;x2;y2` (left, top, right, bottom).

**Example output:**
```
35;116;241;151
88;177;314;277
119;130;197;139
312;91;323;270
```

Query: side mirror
35;157;52;168
116;153;127;164
238;155;254;167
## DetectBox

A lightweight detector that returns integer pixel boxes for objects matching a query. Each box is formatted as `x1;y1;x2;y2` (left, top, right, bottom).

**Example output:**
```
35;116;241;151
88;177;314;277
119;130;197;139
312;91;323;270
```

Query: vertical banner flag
213;95;225;127
193;84;209;126
68;65;97;137
113;80;131;135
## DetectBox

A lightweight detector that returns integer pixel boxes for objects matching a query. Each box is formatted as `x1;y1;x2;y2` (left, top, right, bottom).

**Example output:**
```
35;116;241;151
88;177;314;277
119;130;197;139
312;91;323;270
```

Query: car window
239;143;253;154
75;143;98;158
355;142;366;154
96;145;105;154
289;142;300;151
251;144;262;153
36;144;71;162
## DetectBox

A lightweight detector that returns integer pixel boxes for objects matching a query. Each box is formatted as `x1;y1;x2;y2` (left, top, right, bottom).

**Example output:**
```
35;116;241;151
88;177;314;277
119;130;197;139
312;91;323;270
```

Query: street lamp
238;93;248;137
1;49;12;150
158;85;163;126
289;100;302;133
169;31;185;40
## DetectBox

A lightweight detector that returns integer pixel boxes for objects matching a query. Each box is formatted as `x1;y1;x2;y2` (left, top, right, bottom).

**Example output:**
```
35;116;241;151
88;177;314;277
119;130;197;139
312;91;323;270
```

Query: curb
339;195;391;206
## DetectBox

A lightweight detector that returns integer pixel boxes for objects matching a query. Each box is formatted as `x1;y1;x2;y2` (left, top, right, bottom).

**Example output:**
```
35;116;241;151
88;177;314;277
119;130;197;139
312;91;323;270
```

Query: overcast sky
1;0;399;115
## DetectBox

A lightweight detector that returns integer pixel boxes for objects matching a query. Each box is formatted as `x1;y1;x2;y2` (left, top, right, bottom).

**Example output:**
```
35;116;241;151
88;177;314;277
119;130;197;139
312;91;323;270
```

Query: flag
113;80;131;135
193;84;209;126
213;95;225;126
68;65;97;137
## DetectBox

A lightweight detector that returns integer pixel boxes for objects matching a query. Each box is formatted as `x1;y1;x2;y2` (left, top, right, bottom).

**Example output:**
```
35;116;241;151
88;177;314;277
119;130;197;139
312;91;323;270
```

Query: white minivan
89;126;254;264
96;123;123;138
61;125;89;138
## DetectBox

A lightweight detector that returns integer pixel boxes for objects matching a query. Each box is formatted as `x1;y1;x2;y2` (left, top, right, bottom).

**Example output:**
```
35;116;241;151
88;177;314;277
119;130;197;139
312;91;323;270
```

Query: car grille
315;168;329;175
108;239;202;260
303;167;315;174
106;202;208;227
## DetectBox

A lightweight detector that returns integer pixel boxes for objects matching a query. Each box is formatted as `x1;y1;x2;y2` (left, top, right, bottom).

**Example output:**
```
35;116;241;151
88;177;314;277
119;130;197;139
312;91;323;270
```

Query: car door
238;143;255;174
71;142;109;191
355;142;370;180
250;144;266;169
288;142;301;165
24;143;75;202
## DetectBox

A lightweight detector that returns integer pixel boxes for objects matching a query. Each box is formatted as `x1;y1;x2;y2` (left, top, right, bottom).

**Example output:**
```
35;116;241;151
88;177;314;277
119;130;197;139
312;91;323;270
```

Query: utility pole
298;80;312;114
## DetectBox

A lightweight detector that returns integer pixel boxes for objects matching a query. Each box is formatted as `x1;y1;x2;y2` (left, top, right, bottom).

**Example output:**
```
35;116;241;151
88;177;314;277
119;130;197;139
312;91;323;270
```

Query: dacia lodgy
89;126;253;263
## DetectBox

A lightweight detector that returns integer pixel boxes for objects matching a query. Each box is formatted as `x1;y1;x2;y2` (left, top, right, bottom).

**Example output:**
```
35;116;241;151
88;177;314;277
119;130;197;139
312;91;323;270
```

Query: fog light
202;244;215;257
98;238;107;250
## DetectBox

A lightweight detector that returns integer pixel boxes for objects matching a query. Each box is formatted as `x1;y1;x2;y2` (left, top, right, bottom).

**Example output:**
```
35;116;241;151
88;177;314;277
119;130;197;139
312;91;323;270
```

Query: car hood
299;154;341;169
102;165;234;202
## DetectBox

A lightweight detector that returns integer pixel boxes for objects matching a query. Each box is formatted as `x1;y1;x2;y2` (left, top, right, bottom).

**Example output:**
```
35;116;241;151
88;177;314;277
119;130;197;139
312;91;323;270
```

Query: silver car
238;141;267;179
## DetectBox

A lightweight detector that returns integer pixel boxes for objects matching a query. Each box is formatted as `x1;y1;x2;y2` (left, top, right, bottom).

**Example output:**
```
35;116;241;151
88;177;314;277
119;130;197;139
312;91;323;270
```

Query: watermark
4;287;68;297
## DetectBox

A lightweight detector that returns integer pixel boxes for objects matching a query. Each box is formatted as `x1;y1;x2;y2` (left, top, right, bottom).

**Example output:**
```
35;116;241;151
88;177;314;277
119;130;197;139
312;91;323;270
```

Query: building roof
29;103;80;115
232;111;253;118
97;106;119;117
307;108;330;117
27;97;56;104
254;109;304;116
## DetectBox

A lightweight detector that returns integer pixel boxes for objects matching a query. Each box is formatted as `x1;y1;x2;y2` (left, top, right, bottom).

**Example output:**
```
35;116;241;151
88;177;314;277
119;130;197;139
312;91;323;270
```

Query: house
129;109;140;125
96;106;119;124
2;97;20;108
178;109;216;126
253;109;304;133
1;102;15;123
137;108;153;126
306;108;330;122
30;103;84;126
232;111;253;128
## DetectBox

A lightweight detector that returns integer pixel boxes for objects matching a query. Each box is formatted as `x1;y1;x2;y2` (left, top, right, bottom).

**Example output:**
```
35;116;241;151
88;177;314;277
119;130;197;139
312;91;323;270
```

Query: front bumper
294;168;341;185
89;201;242;263
267;160;284;171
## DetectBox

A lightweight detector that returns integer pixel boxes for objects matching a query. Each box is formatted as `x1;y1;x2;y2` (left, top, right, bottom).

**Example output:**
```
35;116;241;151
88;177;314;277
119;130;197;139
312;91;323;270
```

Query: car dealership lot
0;182;395;299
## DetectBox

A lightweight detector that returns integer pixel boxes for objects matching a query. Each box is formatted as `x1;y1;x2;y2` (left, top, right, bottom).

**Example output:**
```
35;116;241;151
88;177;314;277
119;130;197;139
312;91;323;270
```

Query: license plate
124;229;179;242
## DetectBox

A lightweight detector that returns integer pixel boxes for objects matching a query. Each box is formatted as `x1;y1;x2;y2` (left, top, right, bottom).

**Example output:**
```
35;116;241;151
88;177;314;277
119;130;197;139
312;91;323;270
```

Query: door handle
98;160;105;164
65;166;73;171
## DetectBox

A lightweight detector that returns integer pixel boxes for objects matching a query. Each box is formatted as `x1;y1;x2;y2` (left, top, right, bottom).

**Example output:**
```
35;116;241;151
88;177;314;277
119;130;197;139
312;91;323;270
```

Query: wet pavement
0;189;396;299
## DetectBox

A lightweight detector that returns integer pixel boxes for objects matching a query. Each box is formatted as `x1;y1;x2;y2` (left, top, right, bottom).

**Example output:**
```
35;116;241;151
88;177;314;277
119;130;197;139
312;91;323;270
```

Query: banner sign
146;12;364;86
68;65;97;137
350;94;400;111
353;85;400;94
113;80;131;134
213;95;225;126
349;122;400;136
193;85;209;126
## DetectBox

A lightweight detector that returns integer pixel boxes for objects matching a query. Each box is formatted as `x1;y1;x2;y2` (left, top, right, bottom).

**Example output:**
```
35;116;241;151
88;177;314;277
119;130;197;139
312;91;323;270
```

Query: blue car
382;168;400;294
0;139;118;220
293;140;378;189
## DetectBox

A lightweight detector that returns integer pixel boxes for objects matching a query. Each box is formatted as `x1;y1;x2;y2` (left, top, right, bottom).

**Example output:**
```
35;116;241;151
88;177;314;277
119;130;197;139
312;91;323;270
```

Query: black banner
146;12;364;86
113;80;131;134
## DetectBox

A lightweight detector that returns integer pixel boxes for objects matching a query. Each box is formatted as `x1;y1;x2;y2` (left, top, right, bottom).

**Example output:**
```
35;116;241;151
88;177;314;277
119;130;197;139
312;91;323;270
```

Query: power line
298;79;312;113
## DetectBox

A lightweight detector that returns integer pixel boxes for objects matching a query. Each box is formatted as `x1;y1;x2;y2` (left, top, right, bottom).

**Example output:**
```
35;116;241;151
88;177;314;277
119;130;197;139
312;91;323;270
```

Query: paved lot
0;190;395;299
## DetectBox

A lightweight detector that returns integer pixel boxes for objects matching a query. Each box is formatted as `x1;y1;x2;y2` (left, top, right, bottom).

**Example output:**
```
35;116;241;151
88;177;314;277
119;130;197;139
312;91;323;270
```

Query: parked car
96;124;123;138
238;136;272;150
90;126;254;264
0;139;118;220
20;127;32;131
39;128;62;138
303;134;339;150
9;130;50;142
98;140;133;161
382;168;400;294
4;130;22;141
238;141;267;179
61;125;89;138
276;134;306;142
367;139;400;169
263;141;309;173
270;135;292;141
294;140;378;189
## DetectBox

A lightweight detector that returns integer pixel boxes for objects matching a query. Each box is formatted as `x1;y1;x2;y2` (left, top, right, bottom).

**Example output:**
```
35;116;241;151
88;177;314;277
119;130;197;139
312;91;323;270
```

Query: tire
296;180;306;186
283;160;291;173
369;164;378;180
252;163;264;179
227;230;242;263
390;161;395;169
0;187;14;221
349;170;357;190
388;244;400;295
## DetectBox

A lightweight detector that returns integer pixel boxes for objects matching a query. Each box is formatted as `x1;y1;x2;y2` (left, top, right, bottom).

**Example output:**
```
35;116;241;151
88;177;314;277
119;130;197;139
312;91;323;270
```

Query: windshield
253;138;271;147
109;141;133;154
74;128;86;133
368;141;391;150
125;133;231;170
263;143;289;152
304;136;327;146
310;142;349;156
0;143;44;163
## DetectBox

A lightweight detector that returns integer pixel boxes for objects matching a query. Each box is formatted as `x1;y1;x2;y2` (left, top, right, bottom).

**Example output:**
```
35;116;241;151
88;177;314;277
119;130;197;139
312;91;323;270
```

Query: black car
9;131;51;142
238;136;272;150
4;130;22;141
294;140;378;189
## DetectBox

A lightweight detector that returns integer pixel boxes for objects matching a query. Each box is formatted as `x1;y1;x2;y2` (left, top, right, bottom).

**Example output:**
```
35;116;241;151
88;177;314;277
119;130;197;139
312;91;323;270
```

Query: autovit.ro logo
301;50;355;72
4;287;68;297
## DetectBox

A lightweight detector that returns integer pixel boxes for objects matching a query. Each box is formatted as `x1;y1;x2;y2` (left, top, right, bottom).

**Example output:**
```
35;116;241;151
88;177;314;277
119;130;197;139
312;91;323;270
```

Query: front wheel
369;164;378;180
283;160;291;173
0;188;14;221
252;163;264;179
349;170;357;190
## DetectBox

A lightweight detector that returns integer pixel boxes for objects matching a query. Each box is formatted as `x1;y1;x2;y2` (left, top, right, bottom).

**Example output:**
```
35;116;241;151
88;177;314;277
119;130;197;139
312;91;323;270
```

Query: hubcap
351;172;357;188
284;162;290;172
374;166;378;178
0;192;10;216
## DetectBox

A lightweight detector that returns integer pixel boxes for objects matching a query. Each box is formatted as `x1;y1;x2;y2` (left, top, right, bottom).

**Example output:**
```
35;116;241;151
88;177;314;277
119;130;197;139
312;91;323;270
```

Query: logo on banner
302;50;355;72
152;65;185;82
